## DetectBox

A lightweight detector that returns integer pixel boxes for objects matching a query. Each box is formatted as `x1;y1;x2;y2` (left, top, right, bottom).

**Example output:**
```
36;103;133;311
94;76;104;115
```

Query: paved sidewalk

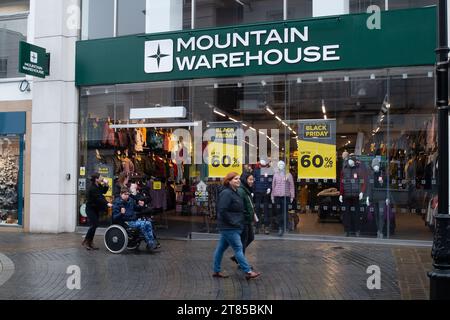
0;233;432;300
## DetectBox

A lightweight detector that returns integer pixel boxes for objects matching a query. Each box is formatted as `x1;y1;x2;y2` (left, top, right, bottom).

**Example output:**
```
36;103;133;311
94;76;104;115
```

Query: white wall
312;0;349;17
146;0;183;33
29;0;80;233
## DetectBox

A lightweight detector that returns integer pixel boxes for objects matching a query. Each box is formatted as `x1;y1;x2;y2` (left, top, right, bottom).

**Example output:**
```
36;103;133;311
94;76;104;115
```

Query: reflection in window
0;14;27;78
195;0;283;29
117;0;146;36
85;0;114;39
287;0;312;20
350;0;437;12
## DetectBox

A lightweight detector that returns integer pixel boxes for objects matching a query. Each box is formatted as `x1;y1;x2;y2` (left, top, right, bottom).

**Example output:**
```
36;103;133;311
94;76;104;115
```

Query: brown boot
82;239;92;250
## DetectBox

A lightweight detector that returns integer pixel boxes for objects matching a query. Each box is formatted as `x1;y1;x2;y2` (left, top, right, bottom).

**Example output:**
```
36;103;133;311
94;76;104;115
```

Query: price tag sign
297;119;336;179
208;141;242;178
153;181;162;190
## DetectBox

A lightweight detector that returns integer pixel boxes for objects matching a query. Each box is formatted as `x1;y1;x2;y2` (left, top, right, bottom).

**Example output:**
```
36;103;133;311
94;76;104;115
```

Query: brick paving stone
0;233;433;300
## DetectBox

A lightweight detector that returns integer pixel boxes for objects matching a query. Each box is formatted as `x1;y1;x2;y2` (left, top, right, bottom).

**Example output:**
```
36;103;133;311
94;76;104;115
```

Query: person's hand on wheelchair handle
120;207;126;214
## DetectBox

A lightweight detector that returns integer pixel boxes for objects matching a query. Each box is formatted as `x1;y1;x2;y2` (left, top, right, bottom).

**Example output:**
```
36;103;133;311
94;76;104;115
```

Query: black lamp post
428;0;450;300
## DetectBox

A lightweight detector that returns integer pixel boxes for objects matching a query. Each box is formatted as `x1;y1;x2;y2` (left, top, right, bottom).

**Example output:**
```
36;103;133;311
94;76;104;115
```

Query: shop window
0;135;22;226
195;0;283;29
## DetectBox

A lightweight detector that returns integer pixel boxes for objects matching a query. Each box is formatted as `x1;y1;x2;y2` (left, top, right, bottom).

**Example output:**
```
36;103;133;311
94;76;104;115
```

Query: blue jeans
213;229;252;274
127;220;156;247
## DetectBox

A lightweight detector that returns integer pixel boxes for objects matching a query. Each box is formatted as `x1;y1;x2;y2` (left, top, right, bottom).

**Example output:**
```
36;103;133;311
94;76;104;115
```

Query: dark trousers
275;196;290;231
254;192;270;226
85;206;99;241
241;224;255;254
342;197;361;233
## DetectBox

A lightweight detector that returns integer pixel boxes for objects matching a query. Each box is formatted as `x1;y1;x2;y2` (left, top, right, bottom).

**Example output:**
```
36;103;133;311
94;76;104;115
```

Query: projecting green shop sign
76;7;436;86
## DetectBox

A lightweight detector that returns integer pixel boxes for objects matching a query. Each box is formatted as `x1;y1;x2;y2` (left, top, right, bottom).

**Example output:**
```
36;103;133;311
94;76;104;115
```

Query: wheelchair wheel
104;225;128;254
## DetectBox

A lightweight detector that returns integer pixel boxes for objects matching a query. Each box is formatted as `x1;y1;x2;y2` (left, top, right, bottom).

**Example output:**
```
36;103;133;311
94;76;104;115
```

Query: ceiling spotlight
318;77;323;82
370;74;376;80
213;108;226;117
237;82;242;88
266;106;275;115
85;89;91;96
344;76;349;82
386;103;391;109
213;83;218;89
402;73;408;79
296;77;302;84
428;71;433;78
261;80;267;86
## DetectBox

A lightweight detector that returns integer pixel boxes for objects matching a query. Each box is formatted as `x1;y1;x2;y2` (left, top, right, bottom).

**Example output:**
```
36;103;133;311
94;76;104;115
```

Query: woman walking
212;172;261;279
83;173;112;250
231;172;256;265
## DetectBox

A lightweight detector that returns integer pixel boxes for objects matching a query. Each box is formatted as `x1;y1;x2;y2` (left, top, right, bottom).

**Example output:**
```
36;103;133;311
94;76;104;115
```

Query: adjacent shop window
195;0;283;29
0;135;22;226
117;0;145;36
287;0;313;20
83;0;115;39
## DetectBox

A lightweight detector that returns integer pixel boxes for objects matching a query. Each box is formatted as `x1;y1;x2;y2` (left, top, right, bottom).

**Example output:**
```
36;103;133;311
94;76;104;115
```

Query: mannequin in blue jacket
113;187;158;250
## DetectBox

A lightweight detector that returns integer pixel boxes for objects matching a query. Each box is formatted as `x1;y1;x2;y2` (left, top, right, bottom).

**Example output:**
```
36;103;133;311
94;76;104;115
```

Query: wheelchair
104;216;159;254
103;223;144;254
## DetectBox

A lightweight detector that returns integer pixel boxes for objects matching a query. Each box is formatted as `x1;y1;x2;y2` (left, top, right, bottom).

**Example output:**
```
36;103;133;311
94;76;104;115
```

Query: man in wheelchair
112;187;158;251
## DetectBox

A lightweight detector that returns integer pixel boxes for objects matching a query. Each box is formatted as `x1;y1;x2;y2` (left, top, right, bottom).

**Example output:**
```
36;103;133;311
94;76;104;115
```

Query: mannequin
366;157;389;238
339;155;367;237
271;160;295;236
253;159;273;234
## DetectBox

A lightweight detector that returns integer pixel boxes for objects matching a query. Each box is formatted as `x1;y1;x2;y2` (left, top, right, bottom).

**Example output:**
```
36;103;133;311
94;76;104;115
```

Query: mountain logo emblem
145;40;173;73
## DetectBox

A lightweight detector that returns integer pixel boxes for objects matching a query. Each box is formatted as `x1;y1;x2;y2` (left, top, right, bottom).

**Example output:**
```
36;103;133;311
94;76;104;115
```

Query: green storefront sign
76;7;436;86
18;41;50;78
